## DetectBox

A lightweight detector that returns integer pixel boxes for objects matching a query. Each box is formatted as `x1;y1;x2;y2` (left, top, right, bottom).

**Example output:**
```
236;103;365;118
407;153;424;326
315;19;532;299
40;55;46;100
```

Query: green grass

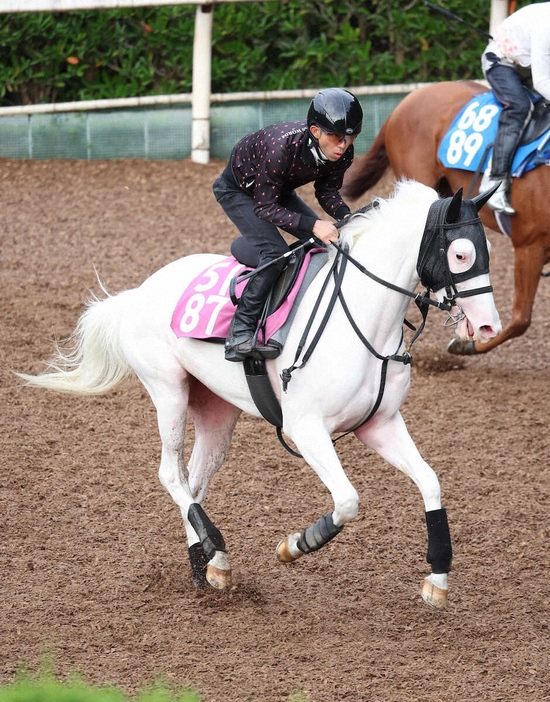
0;659;311;701
0;673;201;702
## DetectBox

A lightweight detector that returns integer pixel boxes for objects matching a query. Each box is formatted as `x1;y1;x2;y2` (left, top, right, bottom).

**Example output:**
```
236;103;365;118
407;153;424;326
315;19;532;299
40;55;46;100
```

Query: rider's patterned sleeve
231;120;354;236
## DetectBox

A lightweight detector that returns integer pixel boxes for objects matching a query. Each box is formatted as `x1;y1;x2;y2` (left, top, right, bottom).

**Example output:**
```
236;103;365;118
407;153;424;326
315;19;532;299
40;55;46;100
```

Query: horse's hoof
447;336;476;356
206;551;232;590
276;533;303;563
206;564;232;590
421;578;448;610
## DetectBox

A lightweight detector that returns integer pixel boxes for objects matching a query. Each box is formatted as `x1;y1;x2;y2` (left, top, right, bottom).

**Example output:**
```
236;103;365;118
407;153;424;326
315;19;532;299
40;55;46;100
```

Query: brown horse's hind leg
449;241;547;354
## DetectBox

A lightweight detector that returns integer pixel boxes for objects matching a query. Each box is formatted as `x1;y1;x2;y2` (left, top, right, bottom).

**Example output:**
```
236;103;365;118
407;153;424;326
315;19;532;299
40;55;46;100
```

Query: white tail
16;290;134;396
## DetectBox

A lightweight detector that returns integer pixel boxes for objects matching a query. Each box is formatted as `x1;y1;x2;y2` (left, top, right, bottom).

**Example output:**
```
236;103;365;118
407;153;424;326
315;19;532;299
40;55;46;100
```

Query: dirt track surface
1;158;549;702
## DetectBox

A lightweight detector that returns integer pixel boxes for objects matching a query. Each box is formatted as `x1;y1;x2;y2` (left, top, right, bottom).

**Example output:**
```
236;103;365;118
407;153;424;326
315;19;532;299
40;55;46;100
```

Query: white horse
18;180;501;610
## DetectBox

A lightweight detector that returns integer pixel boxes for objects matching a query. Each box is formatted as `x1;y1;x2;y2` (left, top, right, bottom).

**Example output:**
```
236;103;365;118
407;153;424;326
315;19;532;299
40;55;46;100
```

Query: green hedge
0;0;532;107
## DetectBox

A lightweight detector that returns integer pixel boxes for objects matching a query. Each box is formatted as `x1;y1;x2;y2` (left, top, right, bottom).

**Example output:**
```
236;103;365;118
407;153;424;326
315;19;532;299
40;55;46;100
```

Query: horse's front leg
275;416;359;563
355;411;452;610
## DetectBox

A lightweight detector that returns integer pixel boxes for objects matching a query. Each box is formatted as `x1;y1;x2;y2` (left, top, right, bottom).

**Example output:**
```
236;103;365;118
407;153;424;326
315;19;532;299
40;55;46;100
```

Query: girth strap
242;357;302;456
243;357;282;428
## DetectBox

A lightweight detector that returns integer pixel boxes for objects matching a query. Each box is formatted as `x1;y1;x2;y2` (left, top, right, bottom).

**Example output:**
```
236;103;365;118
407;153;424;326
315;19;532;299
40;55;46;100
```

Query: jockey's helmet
307;88;363;137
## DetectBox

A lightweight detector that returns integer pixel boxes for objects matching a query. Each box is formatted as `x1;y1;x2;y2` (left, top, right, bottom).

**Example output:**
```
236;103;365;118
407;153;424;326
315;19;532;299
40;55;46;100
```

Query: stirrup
480;170;515;215
487;187;516;215
225;337;280;362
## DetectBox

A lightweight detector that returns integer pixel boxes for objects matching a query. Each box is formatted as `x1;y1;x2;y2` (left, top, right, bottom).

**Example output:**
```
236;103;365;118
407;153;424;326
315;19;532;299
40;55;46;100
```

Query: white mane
336;179;439;255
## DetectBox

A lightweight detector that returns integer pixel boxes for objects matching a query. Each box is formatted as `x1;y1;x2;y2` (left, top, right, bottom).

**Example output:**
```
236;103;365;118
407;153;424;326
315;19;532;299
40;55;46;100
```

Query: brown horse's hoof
421;578;448;610
447;336;477;355
206;564;232;590
276;533;303;563
205;551;232;589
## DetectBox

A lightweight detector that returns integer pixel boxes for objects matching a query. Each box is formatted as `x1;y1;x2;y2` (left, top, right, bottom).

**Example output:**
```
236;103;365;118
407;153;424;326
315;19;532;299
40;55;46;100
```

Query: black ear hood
417;189;490;291
473;181;501;210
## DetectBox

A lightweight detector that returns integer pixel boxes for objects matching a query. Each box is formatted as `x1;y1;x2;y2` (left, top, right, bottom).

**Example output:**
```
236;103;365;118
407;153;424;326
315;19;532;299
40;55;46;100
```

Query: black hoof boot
188;542;208;589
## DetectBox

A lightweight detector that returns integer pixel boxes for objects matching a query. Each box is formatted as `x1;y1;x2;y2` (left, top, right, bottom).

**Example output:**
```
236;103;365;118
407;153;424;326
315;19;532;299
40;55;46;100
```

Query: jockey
480;2;550;215
213;87;363;362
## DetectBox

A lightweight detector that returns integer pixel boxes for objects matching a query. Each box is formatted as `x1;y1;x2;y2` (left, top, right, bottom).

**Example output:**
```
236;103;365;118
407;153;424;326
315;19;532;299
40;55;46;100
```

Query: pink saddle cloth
171;252;318;341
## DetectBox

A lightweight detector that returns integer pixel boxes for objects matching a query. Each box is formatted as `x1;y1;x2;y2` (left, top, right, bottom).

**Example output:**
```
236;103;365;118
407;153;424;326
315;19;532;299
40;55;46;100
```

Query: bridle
282;193;493;385
416;194;493;309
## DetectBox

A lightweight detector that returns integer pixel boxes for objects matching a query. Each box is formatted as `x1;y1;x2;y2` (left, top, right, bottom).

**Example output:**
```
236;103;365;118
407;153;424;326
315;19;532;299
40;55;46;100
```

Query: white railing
0;82;438;117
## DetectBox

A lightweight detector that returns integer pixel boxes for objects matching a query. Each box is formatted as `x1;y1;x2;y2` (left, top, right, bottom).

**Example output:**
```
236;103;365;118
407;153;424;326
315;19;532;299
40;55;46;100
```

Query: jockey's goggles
320;129;357;146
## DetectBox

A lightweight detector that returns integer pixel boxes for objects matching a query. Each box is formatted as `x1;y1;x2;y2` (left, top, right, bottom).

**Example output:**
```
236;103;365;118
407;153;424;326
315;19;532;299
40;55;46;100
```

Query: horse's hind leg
131;352;238;591
185;377;241;589
355;411;452;610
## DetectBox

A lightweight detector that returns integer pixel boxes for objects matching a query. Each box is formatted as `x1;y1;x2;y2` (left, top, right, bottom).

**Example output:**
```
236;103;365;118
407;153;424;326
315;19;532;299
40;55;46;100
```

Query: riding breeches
212;167;318;268
484;61;534;178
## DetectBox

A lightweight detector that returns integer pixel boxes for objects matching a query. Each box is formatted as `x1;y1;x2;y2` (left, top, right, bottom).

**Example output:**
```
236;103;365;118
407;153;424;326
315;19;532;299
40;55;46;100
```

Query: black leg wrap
425;508;453;574
297;513;343;554
187;503;226;560
188;542;208;589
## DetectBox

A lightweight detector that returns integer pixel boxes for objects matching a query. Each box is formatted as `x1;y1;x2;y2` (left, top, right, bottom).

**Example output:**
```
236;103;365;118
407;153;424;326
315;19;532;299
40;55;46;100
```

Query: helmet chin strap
307;133;329;166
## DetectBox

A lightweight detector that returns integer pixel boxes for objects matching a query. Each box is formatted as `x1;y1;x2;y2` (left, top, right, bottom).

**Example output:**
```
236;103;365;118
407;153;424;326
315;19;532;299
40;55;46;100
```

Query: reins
276;240;434;454
280;249;345;392
333;240;453;310
280;234;446;393
274;194;492;456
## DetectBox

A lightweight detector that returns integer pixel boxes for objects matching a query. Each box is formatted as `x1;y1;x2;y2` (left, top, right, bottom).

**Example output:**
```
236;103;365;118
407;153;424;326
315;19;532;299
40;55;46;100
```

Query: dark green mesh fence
0;93;407;161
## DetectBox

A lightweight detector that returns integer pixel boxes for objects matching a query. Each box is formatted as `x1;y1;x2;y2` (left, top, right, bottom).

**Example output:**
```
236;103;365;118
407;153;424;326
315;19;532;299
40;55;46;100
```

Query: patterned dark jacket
227;120;354;236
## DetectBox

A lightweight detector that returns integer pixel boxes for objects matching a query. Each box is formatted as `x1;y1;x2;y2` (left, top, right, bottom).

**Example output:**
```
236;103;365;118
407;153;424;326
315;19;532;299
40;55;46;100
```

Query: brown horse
343;80;550;355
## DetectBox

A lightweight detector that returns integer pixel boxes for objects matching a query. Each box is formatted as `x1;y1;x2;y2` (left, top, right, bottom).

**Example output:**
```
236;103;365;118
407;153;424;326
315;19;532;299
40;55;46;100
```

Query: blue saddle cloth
438;91;550;178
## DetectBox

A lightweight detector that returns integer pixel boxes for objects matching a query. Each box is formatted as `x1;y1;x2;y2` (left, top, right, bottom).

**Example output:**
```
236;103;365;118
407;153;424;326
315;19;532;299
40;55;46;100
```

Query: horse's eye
456;254;465;261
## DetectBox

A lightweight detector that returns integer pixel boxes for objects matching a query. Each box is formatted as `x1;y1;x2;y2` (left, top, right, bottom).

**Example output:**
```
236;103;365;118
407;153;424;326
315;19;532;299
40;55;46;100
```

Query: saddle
170;239;328;428
235;240;318;430
522;98;550;145
438;91;550;177
232;238;315;320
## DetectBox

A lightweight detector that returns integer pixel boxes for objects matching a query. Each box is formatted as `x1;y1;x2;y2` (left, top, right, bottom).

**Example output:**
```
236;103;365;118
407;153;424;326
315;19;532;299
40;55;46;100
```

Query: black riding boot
225;264;282;362
482;103;532;216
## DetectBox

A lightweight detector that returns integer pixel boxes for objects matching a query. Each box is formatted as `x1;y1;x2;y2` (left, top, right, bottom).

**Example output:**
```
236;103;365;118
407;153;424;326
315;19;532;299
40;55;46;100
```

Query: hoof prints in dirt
2;159;549;702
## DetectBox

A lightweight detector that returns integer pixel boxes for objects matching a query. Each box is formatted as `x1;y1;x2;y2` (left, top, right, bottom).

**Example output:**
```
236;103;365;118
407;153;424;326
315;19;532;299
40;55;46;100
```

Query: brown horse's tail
343;123;390;200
